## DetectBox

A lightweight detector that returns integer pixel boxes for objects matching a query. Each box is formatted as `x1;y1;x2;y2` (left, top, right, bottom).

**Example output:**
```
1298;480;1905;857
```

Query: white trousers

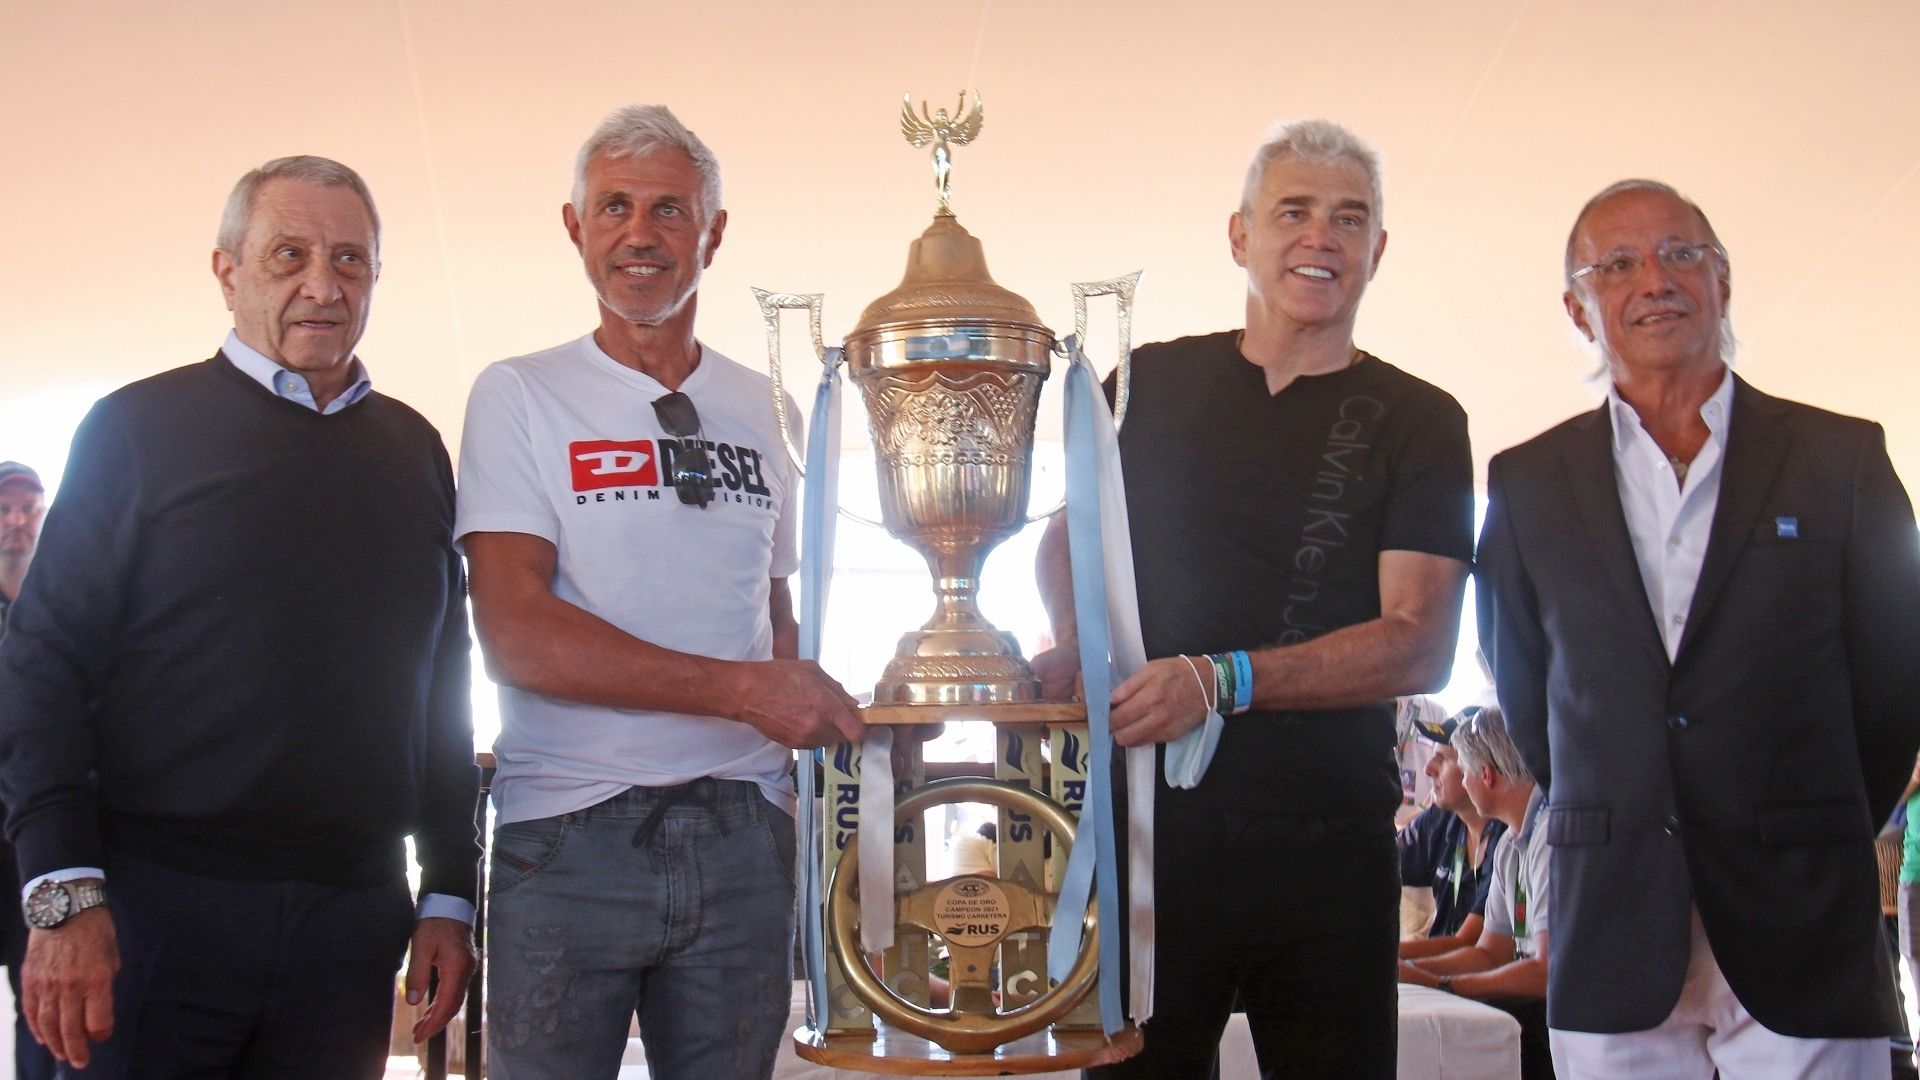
1551;911;1889;1080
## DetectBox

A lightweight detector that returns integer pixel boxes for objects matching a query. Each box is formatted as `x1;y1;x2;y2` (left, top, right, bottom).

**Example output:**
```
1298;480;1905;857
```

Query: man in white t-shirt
456;104;864;1080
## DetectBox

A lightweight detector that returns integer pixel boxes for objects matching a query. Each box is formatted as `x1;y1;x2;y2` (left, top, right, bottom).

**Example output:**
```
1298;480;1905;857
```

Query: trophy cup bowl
845;215;1053;705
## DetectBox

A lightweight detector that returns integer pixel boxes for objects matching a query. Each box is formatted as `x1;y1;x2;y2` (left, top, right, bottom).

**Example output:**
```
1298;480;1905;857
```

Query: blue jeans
487;779;796;1080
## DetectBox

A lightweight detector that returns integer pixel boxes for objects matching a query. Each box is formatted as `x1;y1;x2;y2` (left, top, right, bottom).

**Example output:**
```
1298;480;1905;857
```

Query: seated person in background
950;821;997;878
1400;706;1553;1079
1395;652;1498;829
1399;706;1507;958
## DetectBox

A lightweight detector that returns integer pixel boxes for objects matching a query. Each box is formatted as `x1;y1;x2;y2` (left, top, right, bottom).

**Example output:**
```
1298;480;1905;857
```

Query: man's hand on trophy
1109;656;1212;747
1029;643;1084;702
735;660;867;748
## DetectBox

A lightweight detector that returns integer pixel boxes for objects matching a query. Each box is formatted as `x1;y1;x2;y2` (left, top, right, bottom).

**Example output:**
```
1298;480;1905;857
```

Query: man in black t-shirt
1036;119;1473;1079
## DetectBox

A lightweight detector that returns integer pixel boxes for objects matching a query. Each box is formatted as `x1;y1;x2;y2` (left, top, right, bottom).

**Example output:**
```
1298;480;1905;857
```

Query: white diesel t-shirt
455;334;801;823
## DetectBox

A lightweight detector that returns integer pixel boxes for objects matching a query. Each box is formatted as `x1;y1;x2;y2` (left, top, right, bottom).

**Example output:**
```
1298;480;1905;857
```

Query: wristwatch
23;878;107;930
1437;975;1455;994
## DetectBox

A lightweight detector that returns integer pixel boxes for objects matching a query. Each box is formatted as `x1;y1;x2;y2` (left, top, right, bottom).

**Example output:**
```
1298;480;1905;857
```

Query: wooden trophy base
860;701;1088;726
792;1023;1142;1076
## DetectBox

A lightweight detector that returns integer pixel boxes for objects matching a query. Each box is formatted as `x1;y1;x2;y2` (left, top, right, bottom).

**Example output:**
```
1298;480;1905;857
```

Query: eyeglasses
1570;240;1725;288
651;391;715;508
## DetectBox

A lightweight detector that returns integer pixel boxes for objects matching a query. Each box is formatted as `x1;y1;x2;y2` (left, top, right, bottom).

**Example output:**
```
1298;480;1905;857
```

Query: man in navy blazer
1476;178;1920;1078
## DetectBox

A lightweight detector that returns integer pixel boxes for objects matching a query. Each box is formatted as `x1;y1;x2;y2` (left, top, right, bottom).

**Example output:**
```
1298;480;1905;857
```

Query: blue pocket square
1775;516;1799;538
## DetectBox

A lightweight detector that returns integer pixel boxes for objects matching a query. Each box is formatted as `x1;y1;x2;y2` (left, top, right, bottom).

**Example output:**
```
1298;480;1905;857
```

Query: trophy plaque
759;92;1140;1074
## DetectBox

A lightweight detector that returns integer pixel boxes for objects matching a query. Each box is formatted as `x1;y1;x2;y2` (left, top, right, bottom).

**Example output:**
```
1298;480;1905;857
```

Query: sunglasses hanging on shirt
651;391;715;508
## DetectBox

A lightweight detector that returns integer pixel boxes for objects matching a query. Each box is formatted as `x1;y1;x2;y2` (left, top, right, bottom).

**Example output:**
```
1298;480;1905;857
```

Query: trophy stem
927;551;985;628
870;546;1040;705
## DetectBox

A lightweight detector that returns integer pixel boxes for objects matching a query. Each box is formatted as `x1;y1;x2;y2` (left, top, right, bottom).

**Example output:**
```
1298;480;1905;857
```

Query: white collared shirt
222;330;372;413
1607;368;1736;660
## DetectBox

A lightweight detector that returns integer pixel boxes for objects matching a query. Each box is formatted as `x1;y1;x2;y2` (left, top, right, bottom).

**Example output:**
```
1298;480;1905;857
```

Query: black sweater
0;355;478;900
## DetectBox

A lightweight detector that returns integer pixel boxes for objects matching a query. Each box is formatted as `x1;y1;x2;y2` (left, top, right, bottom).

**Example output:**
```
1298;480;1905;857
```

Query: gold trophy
761;92;1137;710
758;92;1140;1072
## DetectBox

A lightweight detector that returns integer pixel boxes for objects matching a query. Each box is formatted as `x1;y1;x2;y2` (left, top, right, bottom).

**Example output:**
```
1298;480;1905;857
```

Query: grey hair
1450;705;1531;784
216;156;380;259
1238;118;1385;226
572;105;723;221
1564;178;1737;368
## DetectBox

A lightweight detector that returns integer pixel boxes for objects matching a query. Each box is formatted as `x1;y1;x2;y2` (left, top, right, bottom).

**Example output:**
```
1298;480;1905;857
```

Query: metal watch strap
69;879;106;914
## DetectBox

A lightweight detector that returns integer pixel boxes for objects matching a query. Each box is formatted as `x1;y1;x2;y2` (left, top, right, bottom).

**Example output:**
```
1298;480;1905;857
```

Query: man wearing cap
0;156;478;1076
1398;706;1551;1078
1397;706;1506;958
457;105;863;1079
1477;178;1920;1077
0;462;44;638
1034;118;1472;1078
0;460;52;1079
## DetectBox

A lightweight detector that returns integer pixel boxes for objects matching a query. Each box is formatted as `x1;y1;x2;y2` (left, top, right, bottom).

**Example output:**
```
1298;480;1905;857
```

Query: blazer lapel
1560;403;1670;668
1676;377;1792;661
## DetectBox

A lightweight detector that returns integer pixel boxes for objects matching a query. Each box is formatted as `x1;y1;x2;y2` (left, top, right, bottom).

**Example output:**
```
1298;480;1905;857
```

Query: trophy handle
752;287;831;474
1027;270;1143;523
751;287;887;530
1071;270;1142;431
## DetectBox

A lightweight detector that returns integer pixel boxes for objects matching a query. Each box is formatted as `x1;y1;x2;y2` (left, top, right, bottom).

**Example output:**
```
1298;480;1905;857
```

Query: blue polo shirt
1399;806;1506;937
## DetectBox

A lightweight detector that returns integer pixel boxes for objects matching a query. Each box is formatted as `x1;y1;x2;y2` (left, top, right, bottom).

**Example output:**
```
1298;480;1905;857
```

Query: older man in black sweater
0;157;479;1077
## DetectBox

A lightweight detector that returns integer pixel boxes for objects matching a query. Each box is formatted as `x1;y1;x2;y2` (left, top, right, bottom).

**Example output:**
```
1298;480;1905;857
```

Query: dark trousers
62;849;414;1080
1484;996;1555;1080
1090;805;1401;1080
9;962;57;1080
2;833;53;1079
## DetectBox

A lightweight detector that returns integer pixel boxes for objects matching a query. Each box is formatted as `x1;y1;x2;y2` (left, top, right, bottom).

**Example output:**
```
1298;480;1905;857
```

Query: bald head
1563;179;1723;287
1563;180;1736;374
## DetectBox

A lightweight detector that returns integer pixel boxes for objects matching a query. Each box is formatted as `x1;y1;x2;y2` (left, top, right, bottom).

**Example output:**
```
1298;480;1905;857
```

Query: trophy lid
850;214;1046;335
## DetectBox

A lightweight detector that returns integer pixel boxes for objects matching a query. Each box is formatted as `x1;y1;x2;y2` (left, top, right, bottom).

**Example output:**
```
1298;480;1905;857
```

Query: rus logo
1058;730;1083;772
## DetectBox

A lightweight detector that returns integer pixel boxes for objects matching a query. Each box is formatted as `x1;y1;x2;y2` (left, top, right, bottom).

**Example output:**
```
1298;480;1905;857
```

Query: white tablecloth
770;983;1521;1080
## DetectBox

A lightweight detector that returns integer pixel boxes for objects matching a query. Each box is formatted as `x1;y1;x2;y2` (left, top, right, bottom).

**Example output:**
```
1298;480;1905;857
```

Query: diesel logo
569;440;658;490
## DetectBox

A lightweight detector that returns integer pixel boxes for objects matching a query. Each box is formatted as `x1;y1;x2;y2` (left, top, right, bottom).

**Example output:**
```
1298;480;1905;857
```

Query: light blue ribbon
1042;336;1125;1034
795;346;843;1027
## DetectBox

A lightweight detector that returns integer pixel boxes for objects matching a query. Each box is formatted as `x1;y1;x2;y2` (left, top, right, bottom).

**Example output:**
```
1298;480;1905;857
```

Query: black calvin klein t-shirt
1106;331;1473;818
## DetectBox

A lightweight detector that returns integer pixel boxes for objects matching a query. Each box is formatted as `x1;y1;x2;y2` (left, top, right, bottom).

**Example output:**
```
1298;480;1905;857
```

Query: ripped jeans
486;779;797;1080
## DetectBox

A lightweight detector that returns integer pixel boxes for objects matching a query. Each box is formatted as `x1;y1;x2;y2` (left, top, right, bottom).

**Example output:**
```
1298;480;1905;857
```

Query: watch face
24;881;73;929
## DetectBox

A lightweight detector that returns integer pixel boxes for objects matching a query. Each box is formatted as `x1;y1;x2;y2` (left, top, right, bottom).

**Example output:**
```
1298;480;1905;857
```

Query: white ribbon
857;726;897;953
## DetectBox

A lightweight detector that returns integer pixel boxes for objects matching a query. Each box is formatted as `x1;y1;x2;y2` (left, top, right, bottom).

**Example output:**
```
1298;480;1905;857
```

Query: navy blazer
1477;376;1920;1037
